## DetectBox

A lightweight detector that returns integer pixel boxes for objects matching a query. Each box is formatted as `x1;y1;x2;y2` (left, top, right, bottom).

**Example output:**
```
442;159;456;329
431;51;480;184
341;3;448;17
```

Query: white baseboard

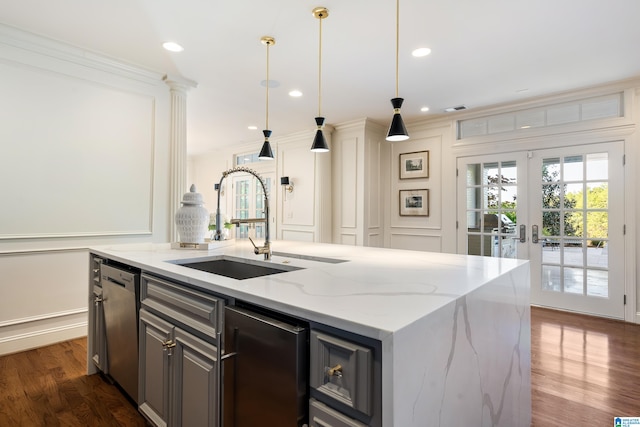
0;309;88;356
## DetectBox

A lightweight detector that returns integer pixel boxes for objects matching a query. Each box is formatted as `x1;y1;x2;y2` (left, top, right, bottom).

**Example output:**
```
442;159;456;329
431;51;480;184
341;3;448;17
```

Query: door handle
532;225;539;244
519;225;526;243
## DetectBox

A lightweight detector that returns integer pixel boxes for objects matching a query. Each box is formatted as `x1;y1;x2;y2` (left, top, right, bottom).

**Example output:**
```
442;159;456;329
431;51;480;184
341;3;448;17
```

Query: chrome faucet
214;166;271;260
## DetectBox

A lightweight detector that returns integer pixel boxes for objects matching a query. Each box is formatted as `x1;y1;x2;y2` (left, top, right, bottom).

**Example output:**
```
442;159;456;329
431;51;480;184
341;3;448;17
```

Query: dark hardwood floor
0;338;147;426
1;306;639;426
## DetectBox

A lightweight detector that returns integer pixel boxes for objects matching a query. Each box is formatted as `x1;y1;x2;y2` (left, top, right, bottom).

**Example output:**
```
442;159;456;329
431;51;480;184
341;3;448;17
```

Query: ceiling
2;0;640;155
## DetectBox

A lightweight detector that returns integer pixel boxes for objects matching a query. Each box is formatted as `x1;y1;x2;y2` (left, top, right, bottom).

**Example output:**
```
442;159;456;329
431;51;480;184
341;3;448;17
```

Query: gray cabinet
139;309;173;427
309;399;366;427
310;330;373;415
91;283;108;372
139;309;220;427
89;256;108;373
139;274;223;427
310;329;382;427
172;328;218;427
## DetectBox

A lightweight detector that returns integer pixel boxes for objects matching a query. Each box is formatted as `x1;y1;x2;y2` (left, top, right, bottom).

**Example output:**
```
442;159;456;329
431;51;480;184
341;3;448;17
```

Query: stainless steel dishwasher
101;263;140;404
223;305;309;426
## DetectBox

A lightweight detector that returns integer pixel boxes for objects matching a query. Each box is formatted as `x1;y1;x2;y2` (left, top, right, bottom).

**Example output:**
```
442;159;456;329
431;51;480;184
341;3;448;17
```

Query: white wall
0;25;173;355
189;130;333;244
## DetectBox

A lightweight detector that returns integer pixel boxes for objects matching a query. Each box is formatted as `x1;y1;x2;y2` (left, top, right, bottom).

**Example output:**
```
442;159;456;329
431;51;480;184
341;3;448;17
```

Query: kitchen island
88;240;531;427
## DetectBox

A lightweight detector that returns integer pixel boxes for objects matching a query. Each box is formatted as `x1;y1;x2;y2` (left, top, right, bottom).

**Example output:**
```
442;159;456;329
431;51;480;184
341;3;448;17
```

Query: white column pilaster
164;74;197;242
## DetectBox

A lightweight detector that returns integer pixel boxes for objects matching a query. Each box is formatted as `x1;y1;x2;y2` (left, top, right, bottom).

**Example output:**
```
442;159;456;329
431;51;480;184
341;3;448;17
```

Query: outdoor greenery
485;164;608;247
541;165;608;246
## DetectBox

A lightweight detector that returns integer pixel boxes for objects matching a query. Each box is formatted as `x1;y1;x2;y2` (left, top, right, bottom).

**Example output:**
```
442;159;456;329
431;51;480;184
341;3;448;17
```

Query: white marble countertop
90;240;527;341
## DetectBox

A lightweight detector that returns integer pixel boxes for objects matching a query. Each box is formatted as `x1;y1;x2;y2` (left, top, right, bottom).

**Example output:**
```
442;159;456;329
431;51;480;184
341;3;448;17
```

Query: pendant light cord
395;0;400;98
265;41;270;130
318;12;323;117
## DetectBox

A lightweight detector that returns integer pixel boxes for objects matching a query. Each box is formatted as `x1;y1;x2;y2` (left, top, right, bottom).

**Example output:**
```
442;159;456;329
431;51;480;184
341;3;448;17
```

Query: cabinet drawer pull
326;364;342;377
162;339;176;356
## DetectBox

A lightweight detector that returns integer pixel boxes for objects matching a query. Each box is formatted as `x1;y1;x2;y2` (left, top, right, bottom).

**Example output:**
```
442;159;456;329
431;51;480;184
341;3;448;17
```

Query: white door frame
454;134;635;321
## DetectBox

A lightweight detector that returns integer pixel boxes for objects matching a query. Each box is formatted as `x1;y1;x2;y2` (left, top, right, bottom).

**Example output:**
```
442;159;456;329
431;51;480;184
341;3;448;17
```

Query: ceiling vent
444;105;467;112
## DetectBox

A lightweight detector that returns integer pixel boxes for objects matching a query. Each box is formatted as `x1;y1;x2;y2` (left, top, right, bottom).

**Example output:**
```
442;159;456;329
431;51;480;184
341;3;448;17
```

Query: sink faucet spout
214;167;271;260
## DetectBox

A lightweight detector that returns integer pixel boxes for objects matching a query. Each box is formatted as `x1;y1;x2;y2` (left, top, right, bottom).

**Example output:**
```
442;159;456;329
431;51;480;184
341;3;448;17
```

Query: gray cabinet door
172;328;219;427
91;285;108;372
139;309;174;427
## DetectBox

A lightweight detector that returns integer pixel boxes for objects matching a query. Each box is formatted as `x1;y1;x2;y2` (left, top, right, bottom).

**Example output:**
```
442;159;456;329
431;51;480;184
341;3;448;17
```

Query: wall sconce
280;176;294;193
214;183;224;196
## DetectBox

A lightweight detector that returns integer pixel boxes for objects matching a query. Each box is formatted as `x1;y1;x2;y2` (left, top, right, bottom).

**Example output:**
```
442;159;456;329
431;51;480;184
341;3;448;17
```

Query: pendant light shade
387;97;409;141
258;130;274;159
386;0;409;142
311;117;329;152
259;36;275;160
311;7;330;153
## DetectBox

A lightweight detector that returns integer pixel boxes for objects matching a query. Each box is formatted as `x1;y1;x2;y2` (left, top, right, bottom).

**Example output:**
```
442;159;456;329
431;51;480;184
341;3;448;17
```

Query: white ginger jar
175;184;209;244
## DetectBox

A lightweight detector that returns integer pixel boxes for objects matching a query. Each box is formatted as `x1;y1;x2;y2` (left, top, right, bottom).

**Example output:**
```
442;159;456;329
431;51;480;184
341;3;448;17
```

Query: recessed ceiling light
248;125;258;130
162;42;184;52
420;106;430;112
412;47;431;57
289;90;303;97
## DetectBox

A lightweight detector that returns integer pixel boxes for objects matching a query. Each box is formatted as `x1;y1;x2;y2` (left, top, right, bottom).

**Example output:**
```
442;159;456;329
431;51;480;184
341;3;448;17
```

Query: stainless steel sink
172;256;303;280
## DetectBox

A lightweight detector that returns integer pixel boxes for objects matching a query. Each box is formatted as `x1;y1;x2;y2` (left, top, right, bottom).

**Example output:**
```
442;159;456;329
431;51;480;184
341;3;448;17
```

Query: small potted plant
208;215;234;240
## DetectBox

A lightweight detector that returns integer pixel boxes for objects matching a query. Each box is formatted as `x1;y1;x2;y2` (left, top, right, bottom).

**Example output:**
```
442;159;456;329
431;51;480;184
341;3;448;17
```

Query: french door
457;142;625;319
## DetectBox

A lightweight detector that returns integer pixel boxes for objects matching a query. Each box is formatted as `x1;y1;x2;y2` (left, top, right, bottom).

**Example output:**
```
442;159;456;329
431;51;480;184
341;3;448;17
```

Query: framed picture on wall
400;150;429;179
399;189;429;216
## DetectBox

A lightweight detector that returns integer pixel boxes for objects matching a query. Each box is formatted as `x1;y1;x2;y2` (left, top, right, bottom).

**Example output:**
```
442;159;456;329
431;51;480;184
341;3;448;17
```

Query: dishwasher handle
217;330;237;427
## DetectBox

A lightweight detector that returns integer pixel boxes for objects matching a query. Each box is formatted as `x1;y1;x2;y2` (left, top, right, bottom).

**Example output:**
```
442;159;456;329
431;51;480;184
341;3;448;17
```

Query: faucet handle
247;236;260;255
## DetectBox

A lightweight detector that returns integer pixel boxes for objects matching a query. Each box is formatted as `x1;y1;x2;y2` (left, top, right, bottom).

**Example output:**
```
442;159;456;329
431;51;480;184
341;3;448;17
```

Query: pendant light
310;7;329;153
258;36;275;160
386;0;409;142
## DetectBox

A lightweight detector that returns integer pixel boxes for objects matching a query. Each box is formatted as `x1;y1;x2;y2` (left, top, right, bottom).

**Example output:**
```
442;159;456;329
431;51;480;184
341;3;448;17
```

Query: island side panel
390;262;530;426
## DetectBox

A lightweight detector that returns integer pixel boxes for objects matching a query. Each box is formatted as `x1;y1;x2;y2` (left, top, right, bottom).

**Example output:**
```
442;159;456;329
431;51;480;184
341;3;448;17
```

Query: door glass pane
485;186;500;209
542;184;561;209
467;211;481;230
564;183;583;208
467;164;481;186
586;153;608;180
542;158;560;182
586;183;607;209
564;155;583;181
483;162;499;185
587;241;608;268
563;240;584;267
542;265;561;292
235;179;250;239
587;269;608;297
465;160;519;258
467;188;482;210
542;238;560;263
538;152;611;300
587;212;608;239
564;267;584;294
501;161;517;181
564;212;583;237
